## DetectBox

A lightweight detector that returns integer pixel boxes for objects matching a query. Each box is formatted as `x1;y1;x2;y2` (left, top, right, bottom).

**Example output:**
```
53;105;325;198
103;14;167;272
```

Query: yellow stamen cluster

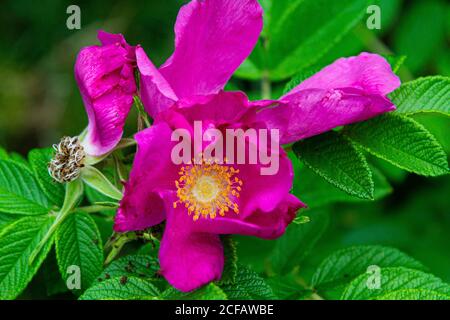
174;158;243;221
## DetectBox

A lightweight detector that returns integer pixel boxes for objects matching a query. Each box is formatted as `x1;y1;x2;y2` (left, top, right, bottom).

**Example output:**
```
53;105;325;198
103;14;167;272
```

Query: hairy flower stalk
48;136;86;183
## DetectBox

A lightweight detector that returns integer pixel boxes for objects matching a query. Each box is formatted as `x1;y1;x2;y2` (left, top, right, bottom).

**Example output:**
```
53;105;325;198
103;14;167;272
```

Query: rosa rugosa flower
75;30;137;157
115;91;305;292
114;0;400;292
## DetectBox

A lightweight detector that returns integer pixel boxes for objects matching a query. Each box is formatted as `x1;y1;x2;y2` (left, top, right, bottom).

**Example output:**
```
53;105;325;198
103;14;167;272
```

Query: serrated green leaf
0;215;55;299
220;264;275;300
55;212;103;292
0;160;50;214
99;255;159;281
390;76;450;116
79;276;160;300
217;236;237;285
312;245;427;290
341;267;450;300
266;274;311;300
28;148;65;207
271;209;329;274
162;283;227;300
377;289;450;300
293;131;374;200
293;162;392;208
344;113;449;176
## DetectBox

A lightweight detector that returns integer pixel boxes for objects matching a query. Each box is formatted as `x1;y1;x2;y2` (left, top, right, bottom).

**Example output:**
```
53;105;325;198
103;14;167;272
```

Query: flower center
48;136;86;183
174;158;243;221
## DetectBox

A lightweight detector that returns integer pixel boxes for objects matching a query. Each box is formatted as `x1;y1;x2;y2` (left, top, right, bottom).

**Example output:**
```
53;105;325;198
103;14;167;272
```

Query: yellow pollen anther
173;156;243;221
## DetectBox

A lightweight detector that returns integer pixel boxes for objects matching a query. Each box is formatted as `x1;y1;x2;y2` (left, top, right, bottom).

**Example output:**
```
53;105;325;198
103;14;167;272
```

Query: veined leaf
0;213;18;231
55;212;103;293
271;209;329;274
293;131;374;200
390;76;450;116
28;148;65;207
267;274;311;300
99;255;159;281
377;289;450;300
344;113;449;176
293;163;392;208
0;160;50;214
312;245;427;290
341;267;450;300
220;264;275;300
0;215;55;299
79;277;160;300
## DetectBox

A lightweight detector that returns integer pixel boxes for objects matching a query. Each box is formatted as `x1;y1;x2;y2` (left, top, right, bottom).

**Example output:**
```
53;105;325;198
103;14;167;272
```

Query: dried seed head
48;136;86;183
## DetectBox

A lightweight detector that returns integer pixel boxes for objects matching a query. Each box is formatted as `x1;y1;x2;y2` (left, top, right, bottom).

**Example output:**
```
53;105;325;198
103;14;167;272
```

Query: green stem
77;204;118;214
134;96;151;128
261;70;272;100
104;232;137;266
29;180;84;264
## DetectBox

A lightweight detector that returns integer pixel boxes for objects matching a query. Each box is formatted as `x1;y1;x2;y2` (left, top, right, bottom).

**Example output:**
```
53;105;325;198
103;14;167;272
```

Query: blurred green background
0;0;449;297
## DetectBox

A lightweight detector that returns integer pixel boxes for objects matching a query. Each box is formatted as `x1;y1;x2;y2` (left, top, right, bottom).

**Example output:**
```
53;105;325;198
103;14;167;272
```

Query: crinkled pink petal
97;30;135;60
136;46;178;118
159;0;263;99
75;32;136;156
284;52;401;97
159;194;223;292
114;123;178;232
257;53;401;144
258;88;395;144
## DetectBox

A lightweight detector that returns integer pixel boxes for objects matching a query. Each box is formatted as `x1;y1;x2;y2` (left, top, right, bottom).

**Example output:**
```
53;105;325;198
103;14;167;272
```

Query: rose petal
114;123;178;232
258;87;395;144
136;46;178;117
284;52;401;98
75;33;136;156
159;195;223;292
160;0;263;98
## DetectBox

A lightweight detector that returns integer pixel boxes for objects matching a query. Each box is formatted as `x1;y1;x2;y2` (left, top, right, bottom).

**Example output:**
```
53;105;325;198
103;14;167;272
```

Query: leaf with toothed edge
293;131;374;200
0;216;55;299
344;113;449;177
55;212;103;293
28;148;65;207
0;160;50;215
389;76;450;116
